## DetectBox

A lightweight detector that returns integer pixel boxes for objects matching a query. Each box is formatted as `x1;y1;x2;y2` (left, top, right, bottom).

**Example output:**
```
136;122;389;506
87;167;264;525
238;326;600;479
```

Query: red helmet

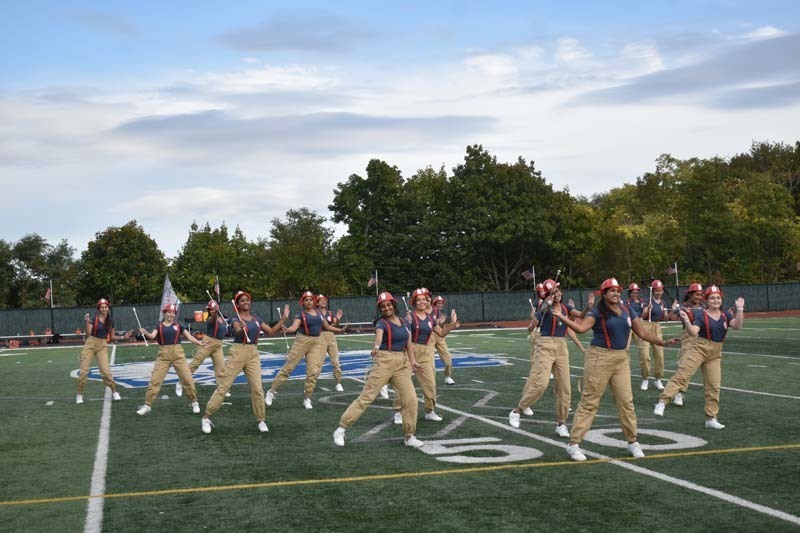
162;303;178;313
628;283;640;292
600;278;622;292
299;290;315;306
542;279;559;294
705;285;723;298
410;288;430;304
651;280;664;289
376;292;396;306
96;298;111;309
207;300;219;310
432;295;445;305
687;282;703;293
535;283;546;298
233;290;252;308
316;294;328;306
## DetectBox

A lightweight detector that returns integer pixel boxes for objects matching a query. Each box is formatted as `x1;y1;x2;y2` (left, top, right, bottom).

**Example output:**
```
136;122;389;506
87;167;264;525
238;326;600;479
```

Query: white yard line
433;400;800;527
83;345;115;533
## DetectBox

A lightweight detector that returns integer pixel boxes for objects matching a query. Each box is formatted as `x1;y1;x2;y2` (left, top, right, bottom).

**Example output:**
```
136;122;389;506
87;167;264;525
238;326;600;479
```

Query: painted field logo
74;350;509;389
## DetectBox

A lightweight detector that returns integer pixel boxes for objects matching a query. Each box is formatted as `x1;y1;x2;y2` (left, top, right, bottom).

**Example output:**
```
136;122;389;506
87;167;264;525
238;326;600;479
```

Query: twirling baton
231;299;251;343
402;296;410;312
277;307;289;350
132;307;149;347
648;285;653;323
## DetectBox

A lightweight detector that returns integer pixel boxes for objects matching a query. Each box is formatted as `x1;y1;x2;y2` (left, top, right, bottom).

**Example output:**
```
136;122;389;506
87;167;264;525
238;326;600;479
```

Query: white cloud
743;25;787;42
463;53;520;79
555;37;592;64
242;57;261;64
620;42;664;75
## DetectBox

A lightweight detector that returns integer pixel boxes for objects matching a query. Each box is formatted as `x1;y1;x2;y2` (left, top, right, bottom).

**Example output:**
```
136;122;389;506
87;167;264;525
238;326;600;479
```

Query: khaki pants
270;334;324;397
433;332;453;379
394;343;437;413
529;330;541;363
188;338;226;382
660;337;723;418
320;331;342;383
570;346;638;444
638;321;664;380
205;344;265;421
340;350;418;438
518;337;571;422
677;332;697;392
77;336;116;393
144;345;197;405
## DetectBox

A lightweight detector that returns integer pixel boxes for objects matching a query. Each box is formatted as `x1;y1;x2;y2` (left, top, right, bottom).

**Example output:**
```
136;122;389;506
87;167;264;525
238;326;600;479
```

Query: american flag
367;271;378;287
214;275;220;300
521;267;535;281
42;287;51;303
666;263;677;275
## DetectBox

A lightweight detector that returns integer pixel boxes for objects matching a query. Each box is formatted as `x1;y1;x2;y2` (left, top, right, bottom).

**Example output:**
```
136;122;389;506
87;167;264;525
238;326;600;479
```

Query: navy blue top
231;315;264;345
90;314;114;340
647;299;668;322
588;305;639;350
537;303;574;337
626;298;645;316
158;322;183;345
295;311;324;337
376;318;410;351
205;316;228;340
692;309;734;343
409;312;436;344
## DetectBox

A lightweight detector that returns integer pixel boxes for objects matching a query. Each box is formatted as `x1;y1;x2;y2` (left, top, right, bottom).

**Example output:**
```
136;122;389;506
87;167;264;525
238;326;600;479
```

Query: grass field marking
83;344;116;533
431;400;800;526
723;350;799;361
2;443;799;509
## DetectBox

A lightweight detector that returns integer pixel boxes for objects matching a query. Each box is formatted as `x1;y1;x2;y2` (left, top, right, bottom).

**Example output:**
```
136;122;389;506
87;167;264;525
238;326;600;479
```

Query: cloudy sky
2;1;799;258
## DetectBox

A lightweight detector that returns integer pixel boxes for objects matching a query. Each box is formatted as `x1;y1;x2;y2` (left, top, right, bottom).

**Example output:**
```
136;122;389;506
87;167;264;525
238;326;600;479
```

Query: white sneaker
393;412;402;425
191;401;200;414
225;392;232;398
555;424;570;438
404;436;425;448
335;383;344;392
705;417;725;430
522;407;534;416
136;404;151;416
653;401;665;417
674;392;684;406
566;443;587;461
112;391;121;401
175;382;183;397
655;379;664;391
640;379;649;391
444;376;455;385
265;390;274;406
628;441;645;458
379;385;389;399
303;398;313;410
550;373;554;380
508;410;521;428
257;421;269;432
424;411;443;422
75;394;84;404
201;418;213;434
333;427;346;446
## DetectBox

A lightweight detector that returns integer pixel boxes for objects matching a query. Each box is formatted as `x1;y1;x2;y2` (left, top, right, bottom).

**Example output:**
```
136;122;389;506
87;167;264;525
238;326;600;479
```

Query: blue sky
2;1;799;257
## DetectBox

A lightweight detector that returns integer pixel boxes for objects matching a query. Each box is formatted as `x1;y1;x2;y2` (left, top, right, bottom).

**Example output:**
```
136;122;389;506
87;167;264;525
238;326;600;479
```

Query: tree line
3;140;799;309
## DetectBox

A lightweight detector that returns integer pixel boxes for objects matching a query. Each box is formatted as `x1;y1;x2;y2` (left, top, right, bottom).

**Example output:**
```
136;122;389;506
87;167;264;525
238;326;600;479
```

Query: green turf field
1;317;799;532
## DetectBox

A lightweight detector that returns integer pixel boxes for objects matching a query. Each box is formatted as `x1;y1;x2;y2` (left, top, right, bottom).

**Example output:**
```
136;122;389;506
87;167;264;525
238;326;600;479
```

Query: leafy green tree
268;208;346;297
76;221;167;304
5;234;77;308
0;240;12;308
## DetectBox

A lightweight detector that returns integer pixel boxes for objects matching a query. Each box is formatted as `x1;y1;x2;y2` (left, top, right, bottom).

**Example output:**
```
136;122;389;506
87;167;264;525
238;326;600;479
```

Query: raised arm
552;305;595;334
730;297;745;330
677;309;700;337
263;304;291;335
433;309;460;337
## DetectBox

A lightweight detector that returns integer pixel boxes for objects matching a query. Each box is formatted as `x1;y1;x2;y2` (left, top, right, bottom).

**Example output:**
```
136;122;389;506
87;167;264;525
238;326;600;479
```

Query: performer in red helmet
654;286;744;429
333;292;425;448
316;294;345;392
265;291;347;410
638;280;669;391
202;291;289;433
391;287;459;424
177;300;228;397
509;279;588;437
430;295;458;385
75;298;122;404
137;302;203;416
552;278;679;461
672;282;706;406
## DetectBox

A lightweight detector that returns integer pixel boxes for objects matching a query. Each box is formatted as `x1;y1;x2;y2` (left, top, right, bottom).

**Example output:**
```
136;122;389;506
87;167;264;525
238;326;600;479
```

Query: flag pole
375;270;379;297
48;278;55;340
